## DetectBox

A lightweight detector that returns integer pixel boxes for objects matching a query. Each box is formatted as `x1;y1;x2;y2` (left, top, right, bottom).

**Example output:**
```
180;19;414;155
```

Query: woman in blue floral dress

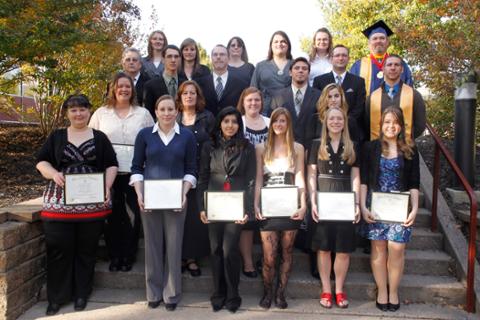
360;107;420;313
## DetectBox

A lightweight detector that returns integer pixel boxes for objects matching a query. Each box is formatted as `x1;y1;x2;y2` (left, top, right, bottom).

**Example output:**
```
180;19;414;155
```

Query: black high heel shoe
46;303;60;316
388;302;400;312
376;300;389;312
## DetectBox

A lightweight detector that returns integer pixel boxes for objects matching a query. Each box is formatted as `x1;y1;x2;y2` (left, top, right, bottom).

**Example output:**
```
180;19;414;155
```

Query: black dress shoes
109;257;121;272
46;303;60;316
147;300;162;309
165;303;177;311
388;302;400;312
376;300;389;312
227;304;239;313
242;269;258;278
74;298;87;311
120;257;133;272
211;301;224;312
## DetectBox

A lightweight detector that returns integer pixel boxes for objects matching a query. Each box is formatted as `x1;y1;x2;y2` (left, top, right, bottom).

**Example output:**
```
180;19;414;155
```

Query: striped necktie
215;77;223;100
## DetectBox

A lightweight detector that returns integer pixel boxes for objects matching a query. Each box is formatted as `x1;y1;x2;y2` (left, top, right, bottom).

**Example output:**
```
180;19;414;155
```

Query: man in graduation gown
350;20;413;96
365;54;426;141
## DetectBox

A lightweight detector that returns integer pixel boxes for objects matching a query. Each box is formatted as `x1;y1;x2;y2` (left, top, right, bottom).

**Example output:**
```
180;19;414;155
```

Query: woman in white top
89;72;154;272
235;87;269;278
308;28;333;86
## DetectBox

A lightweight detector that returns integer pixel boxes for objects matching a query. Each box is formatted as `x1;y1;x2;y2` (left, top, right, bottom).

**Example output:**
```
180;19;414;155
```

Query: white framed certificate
371;192;410;223
261;186;298;217
144;179;183;210
317;192;355;221
206;191;244;221
64;173;105;205
112;144;134;173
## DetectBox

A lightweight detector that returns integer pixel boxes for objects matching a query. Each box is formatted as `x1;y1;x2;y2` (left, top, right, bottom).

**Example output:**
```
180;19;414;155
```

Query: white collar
152;121;180;134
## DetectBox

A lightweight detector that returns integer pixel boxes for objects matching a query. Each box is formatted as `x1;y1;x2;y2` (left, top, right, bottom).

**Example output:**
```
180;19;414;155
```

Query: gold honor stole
370;84;414;142
359;57;372;96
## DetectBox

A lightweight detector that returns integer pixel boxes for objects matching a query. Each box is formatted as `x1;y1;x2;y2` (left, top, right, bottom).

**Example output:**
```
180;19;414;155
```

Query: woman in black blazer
179;38;211;80
197;107;255;313
360;107;419;312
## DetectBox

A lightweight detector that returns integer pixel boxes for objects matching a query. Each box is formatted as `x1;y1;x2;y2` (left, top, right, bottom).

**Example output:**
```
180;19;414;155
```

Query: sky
133;0;326;64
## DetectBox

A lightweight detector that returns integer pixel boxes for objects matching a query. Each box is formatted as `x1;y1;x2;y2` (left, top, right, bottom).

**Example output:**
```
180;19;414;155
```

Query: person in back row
196;45;248;116
121;47;151;107
349;20;413;96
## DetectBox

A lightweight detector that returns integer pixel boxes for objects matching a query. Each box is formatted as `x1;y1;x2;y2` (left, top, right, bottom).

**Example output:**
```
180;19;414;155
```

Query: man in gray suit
271;57;321;148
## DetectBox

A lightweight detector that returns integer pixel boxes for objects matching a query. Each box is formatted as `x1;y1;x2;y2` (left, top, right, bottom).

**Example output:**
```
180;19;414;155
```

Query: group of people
36;20;426;316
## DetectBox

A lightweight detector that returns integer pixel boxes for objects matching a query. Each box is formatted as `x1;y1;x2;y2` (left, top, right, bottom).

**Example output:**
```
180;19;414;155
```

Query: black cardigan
36;128;118;171
196;138;256;216
360;139;419;191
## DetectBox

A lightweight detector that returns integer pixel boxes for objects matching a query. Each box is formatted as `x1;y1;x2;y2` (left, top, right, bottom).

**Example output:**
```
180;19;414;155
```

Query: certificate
261;186;298;217
144;179;183;210
371;192;410;223
64;173;105;205
206;191;244;221
317;192;355;221
112;144;134;173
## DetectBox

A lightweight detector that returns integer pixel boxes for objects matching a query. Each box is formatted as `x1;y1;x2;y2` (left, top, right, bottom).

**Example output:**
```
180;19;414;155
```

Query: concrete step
94;262;463;305
26;288;476;320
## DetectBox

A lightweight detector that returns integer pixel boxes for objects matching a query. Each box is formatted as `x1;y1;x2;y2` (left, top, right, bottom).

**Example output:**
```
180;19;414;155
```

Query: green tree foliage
318;0;479;141
0;0;140;137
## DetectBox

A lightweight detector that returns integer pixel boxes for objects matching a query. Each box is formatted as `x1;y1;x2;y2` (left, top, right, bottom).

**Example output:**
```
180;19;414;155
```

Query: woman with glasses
227;36;255;84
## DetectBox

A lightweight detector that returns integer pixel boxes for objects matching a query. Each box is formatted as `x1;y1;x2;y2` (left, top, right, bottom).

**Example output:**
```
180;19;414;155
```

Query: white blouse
88;106;154;145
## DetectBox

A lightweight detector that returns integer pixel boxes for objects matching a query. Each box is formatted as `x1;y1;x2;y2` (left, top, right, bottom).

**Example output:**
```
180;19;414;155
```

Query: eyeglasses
124;58;139;62
230;43;243;48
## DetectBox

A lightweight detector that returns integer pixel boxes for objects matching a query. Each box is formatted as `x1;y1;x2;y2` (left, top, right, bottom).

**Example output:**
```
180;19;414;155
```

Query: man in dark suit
313;44;367;143
143;45;186;119
196;45;248;116
121;48;151;107
271;57;321;147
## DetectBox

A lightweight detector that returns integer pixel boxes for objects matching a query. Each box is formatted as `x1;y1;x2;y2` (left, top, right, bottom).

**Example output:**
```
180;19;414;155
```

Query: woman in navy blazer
130;95;197;311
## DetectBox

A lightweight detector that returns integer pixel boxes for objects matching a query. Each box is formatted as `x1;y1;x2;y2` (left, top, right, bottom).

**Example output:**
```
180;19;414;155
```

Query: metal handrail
425;122;477;313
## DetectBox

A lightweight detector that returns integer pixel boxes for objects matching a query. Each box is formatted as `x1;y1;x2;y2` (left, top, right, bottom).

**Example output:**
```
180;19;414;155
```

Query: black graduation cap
362;20;394;38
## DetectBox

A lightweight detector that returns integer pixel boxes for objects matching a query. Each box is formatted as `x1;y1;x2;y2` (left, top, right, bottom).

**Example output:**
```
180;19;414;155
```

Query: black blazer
196;139;256;216
135;72;151;107
313;71;366;142
179;64;211;81
143;74;187;119
270;86;321;147
196;73;248;116
360;139;420;192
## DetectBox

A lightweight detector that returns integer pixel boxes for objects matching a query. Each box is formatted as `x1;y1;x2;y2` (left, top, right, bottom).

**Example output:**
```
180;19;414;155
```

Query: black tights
260;230;297;293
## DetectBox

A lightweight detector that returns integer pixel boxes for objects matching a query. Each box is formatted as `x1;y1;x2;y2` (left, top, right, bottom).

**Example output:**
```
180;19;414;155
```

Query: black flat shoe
109;257;121;272
242;269;258;278
74;298;87;311
46;303;60;316
211;301;224;312
120;257;133;272
148;300;161;309
388;302;400;312
275;291;288;309
376;300;389;312
227;304;239;313
165;303;177;311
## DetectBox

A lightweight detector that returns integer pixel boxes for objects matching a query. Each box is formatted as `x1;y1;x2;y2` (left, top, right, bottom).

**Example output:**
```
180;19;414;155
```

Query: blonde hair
380;106;415;159
316;83;348;122
318;107;356;165
263;108;296;167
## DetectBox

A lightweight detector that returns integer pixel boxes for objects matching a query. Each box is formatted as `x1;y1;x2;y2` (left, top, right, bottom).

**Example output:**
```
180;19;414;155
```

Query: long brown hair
175;80;206;112
236;87;264;115
180;38;201;73
227;36;249;62
309;28;333;62
267;31;292;60
379;106;415;159
318;107;356;165
147;30;168;59
263;107;295;167
316;83;348;122
106;72;137;107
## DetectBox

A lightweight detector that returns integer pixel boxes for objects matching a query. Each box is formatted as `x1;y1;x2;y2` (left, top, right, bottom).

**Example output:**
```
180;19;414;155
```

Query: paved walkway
18;289;477;320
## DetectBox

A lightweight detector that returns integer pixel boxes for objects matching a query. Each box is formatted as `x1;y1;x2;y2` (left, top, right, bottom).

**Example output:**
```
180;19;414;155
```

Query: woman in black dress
197;107;255;313
227;36;255;84
36;94;118;315
179;38;211;80
307;107;360;309
254;107;306;309
176;80;215;276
